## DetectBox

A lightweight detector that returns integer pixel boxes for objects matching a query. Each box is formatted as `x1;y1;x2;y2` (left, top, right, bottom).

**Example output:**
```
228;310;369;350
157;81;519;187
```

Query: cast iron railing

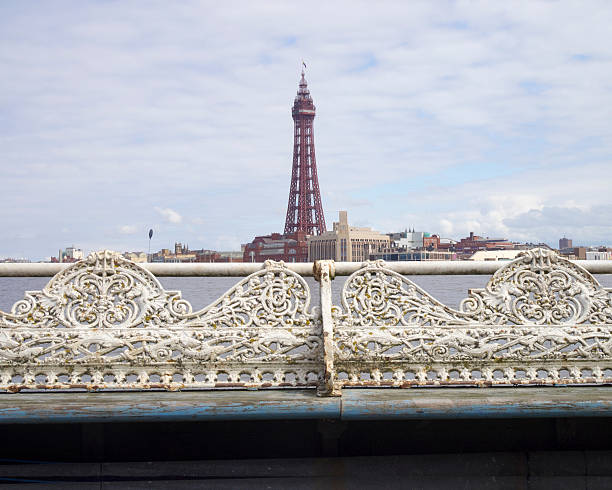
1;249;611;395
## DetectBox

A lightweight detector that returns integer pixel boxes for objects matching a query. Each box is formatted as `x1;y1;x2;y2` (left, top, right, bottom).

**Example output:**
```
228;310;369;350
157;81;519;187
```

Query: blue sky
1;1;612;260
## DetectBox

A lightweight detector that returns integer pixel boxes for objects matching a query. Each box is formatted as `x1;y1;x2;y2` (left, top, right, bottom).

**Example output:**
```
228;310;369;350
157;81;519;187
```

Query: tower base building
242;231;308;263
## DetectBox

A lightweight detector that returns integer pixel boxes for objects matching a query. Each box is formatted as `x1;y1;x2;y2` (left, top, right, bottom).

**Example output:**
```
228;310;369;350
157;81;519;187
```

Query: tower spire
283;71;326;236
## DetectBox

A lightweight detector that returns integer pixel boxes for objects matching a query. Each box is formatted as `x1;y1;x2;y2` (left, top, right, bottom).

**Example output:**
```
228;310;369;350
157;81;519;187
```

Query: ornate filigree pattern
335;326;612;362
460;248;612;325
2;251;191;329
338;260;471;327
332;249;612;389
0;252;321;390
1;248;612;392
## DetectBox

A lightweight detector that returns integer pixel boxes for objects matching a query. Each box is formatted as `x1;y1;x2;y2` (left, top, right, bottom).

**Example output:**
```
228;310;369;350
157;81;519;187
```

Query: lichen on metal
333;248;612;391
0;251;322;391
0;248;611;394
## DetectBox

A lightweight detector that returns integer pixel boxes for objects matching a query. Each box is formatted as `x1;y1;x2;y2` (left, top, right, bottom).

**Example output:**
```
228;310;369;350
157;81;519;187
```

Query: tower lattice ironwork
283;71;326;236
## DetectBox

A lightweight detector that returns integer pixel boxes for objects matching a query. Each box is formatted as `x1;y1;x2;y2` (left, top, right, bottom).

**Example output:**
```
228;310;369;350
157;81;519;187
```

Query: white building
468;250;522;261
59;246;84;262
586;251;612;260
398;232;425;250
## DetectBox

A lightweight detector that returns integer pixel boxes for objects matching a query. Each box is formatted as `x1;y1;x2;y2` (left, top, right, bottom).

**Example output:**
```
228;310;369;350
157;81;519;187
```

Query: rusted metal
315;260;340;396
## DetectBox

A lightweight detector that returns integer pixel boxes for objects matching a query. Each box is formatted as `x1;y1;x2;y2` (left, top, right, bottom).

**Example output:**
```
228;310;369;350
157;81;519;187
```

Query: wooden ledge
0;387;612;424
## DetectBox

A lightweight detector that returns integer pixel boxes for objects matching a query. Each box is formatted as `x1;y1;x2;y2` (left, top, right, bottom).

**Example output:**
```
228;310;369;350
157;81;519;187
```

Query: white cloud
118;225;138;235
1;1;612;258
155;207;182;224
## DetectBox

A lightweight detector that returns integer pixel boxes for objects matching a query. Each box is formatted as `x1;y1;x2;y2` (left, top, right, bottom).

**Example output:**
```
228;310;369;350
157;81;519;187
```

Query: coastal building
389;230;425;250
123;252;147;263
436;237;458;250
468;250;522;261
151;243;197;262
559;237;573;250
586;250;612;260
370;249;456;261
388;230;441;250
454;232;515;258
150;244;244;263
308;211;390;262
423;234;441;249
196;250;243;263
243;231;308;263
52;246;84;263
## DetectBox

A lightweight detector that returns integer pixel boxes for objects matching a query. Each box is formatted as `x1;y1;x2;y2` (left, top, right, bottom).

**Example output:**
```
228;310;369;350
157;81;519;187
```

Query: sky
1;1;611;260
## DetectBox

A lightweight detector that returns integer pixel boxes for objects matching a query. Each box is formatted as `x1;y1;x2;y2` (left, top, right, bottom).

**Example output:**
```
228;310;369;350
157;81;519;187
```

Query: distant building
124;252;147;263
370;250;456;261
586;251;612;260
454;232;514;258
196;250;243;263
468;250;522;261
559;237;573;250
423;234;441;250
388;230;425;249
52;246;84;263
151;243;197;262
437;237;458;250
308;211;390;262
572;247;588;260
150;243;244;263
243;231;308;263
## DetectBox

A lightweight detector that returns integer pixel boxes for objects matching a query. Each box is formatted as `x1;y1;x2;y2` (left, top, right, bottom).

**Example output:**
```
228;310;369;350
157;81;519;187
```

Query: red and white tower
283;71;326;236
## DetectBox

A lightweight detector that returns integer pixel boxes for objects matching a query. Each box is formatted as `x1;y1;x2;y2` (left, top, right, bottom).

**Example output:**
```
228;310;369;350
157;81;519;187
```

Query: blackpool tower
283;71;326;236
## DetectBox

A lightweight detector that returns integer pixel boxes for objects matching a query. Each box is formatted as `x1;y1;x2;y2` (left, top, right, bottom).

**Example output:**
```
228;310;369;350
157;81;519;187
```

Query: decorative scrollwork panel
460;249;612;325
335;326;612;362
2;248;612;393
0;252;321;391
333;249;612;390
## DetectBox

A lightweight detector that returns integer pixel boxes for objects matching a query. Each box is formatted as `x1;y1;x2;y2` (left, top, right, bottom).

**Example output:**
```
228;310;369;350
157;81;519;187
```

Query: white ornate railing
0;249;611;395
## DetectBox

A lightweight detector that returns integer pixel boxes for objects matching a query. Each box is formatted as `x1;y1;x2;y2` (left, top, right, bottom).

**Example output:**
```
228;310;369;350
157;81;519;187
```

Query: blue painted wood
0;388;611;424
340;387;612;420
0;390;340;424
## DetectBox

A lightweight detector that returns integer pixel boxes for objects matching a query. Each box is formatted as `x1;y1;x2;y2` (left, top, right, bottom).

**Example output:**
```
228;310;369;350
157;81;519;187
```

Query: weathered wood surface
341;386;612;419
0;390;339;424
1;387;612;424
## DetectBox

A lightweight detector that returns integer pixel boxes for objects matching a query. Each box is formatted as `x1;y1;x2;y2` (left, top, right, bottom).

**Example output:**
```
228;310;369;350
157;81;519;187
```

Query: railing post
314;260;340;397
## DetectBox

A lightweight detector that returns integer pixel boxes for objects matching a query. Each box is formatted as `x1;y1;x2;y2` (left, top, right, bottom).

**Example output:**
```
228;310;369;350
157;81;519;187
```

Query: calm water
2;274;612;313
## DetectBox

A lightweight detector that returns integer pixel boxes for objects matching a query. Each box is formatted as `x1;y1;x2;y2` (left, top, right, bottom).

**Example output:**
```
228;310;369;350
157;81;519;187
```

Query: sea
2;274;612;313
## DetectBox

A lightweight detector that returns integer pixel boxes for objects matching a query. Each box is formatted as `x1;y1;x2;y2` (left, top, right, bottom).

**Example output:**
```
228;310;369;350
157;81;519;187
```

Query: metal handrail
1;249;612;394
1;259;612;277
